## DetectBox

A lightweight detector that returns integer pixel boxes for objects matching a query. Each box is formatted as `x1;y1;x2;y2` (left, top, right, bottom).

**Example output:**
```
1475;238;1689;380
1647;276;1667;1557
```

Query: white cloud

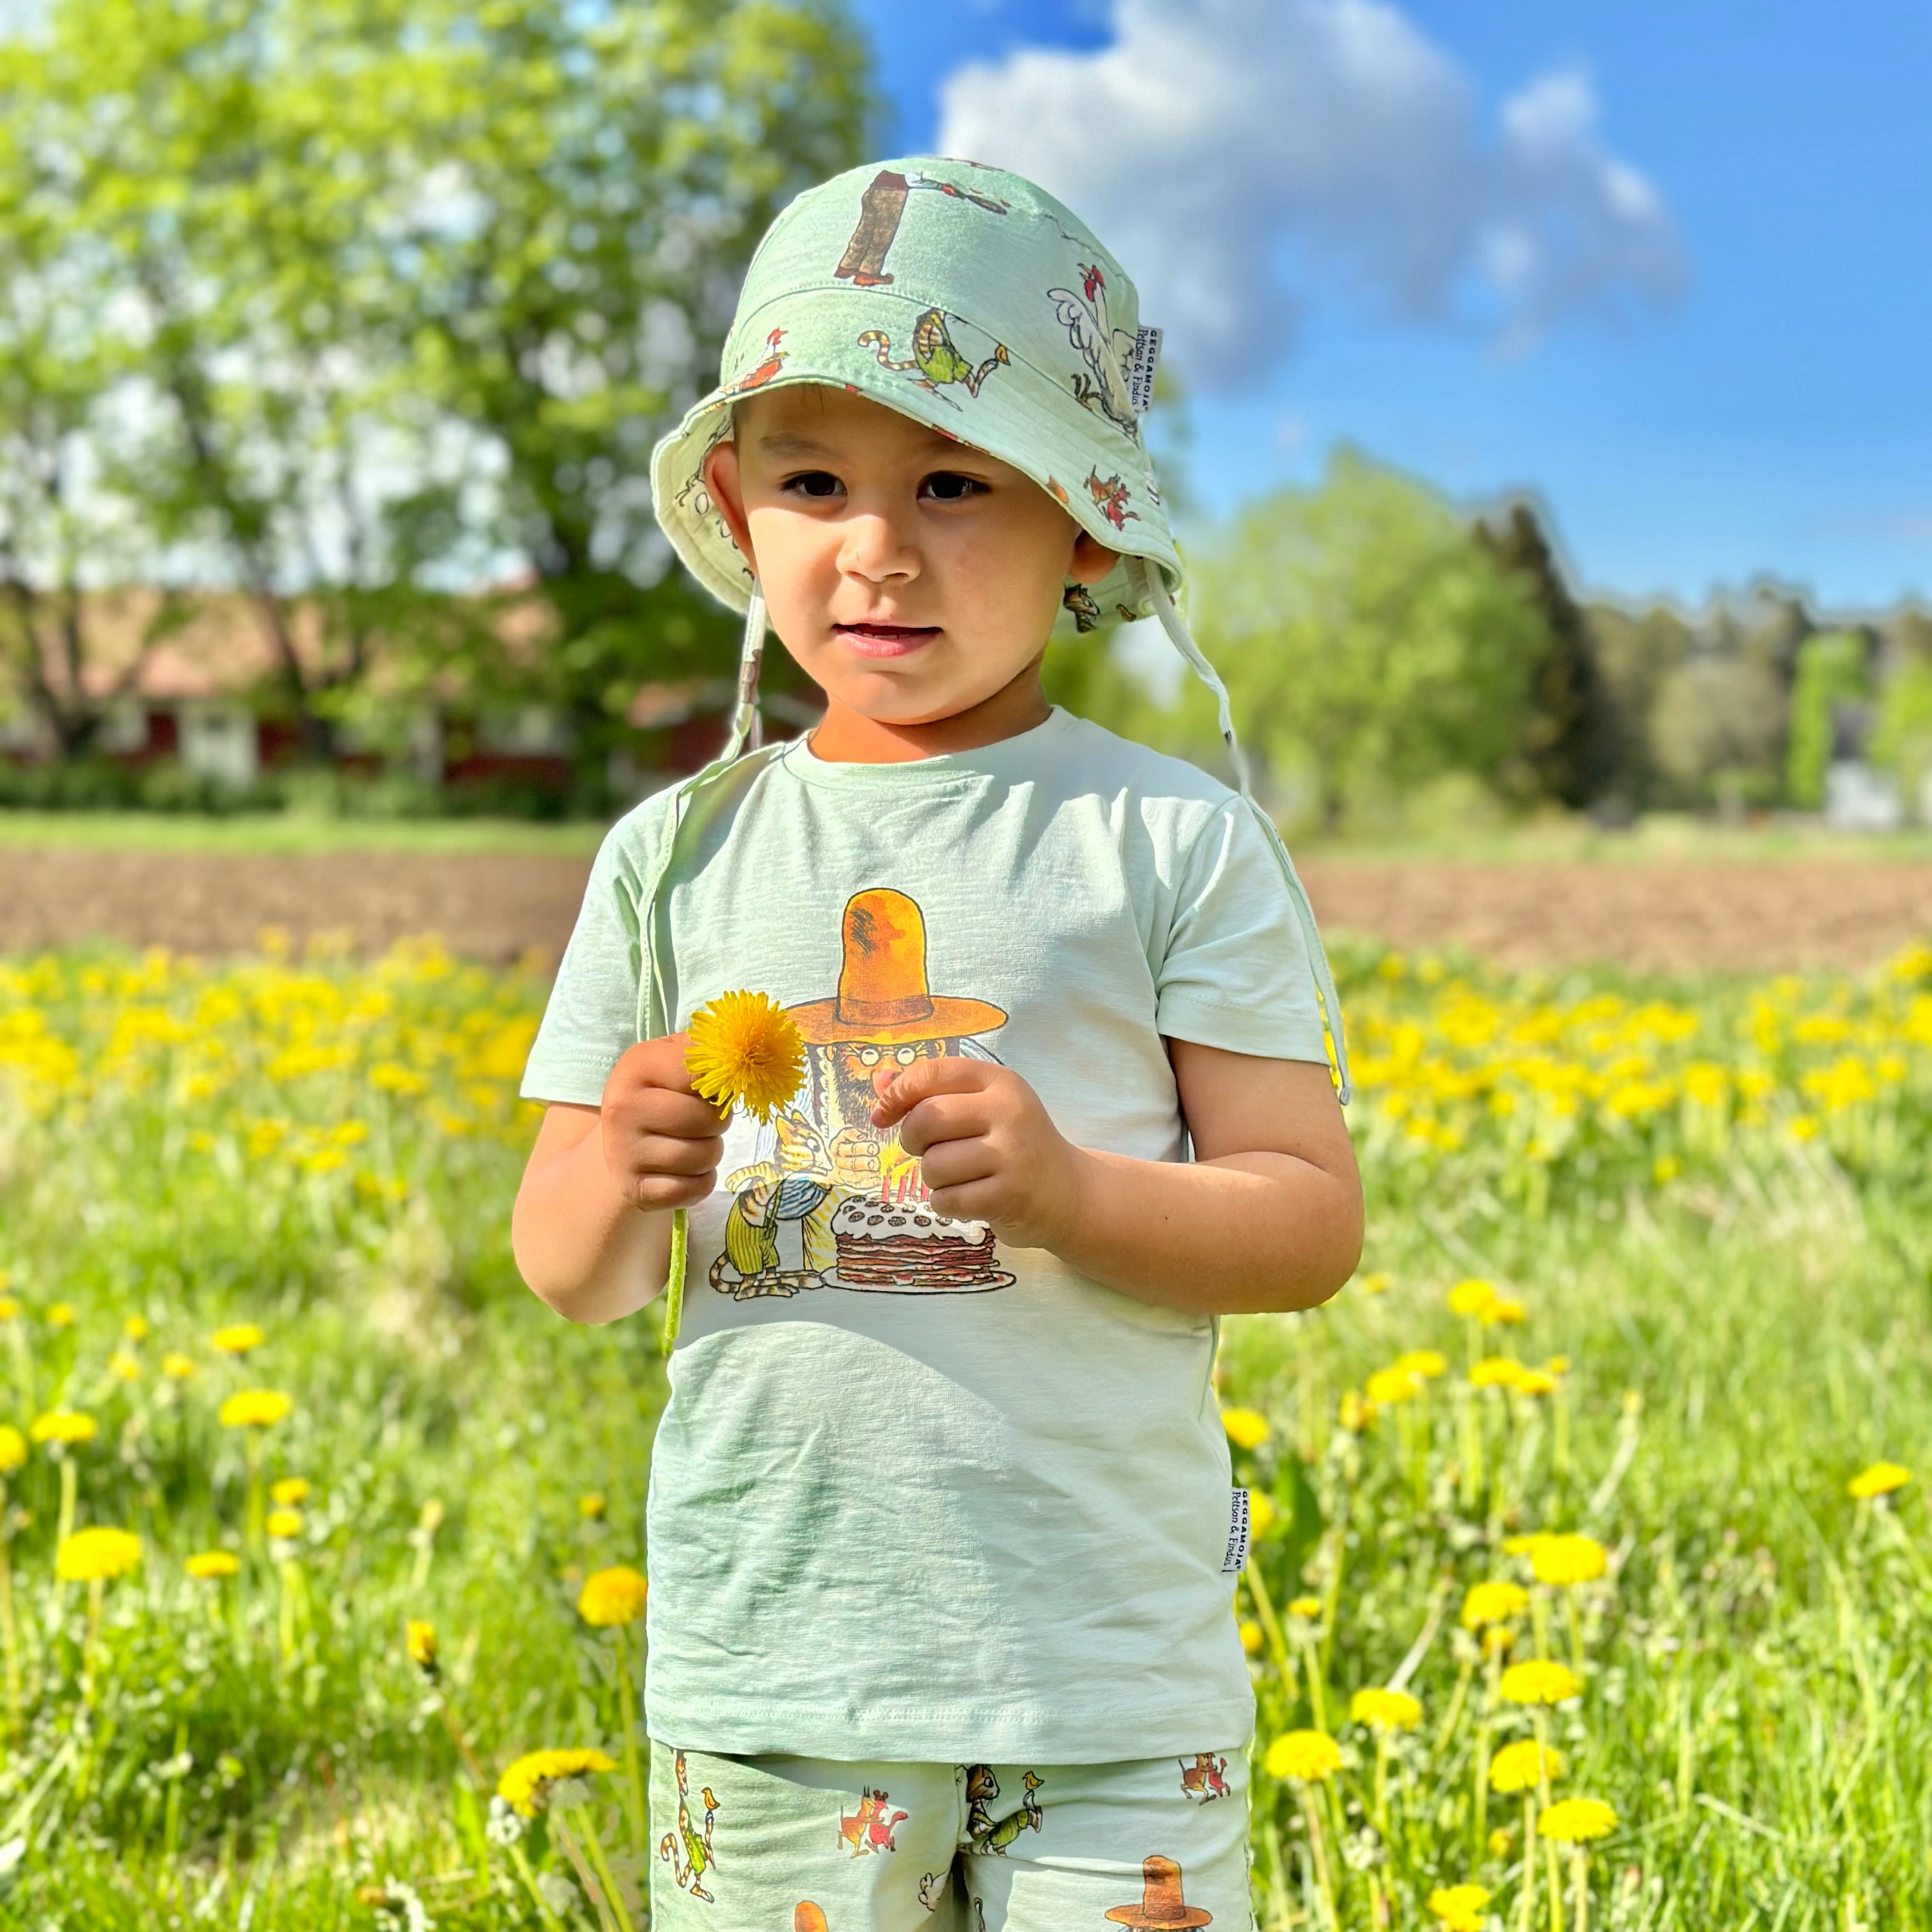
935;0;1686;386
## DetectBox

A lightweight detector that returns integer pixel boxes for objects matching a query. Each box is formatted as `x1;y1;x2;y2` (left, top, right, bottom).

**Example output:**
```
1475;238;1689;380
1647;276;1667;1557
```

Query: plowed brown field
6;847;1931;974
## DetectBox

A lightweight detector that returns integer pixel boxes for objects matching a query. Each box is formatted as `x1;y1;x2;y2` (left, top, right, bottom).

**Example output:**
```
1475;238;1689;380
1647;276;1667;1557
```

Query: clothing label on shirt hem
1222;1487;1251;1574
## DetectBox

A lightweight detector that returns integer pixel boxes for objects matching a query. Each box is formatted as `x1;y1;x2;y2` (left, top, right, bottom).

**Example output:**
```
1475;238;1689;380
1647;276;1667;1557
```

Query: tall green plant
1785;630;1870;808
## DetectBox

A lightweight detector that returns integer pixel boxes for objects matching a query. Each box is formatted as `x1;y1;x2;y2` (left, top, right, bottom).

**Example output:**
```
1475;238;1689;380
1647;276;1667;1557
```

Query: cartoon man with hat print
1104;1854;1213;1929
710;886;1012;1300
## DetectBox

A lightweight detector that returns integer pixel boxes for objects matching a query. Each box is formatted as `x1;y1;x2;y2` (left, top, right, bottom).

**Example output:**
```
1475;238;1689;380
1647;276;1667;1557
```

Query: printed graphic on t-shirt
708;887;1017;1300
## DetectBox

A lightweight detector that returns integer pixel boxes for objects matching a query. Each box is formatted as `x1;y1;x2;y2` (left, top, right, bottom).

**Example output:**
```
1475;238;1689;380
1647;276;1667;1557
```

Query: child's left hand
869;1060;1084;1251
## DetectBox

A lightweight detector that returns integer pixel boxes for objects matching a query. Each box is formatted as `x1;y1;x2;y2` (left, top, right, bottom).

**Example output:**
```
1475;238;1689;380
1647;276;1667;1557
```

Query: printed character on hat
709;887;1016;1300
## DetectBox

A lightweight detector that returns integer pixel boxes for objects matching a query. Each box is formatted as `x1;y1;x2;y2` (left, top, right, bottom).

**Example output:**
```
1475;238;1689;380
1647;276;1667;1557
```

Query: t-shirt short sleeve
519;817;653;1106
1154;797;1332;1064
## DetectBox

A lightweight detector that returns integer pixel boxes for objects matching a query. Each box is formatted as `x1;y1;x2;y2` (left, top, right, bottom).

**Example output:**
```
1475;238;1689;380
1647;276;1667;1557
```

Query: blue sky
851;0;1931;614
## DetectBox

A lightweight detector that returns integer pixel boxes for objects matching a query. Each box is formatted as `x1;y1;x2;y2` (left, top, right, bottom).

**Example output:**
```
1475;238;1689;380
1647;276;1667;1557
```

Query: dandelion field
3;932;1932;1925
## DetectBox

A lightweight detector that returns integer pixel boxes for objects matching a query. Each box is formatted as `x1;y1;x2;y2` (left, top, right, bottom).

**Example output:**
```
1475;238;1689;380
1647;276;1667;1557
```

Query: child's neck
805;665;1051;764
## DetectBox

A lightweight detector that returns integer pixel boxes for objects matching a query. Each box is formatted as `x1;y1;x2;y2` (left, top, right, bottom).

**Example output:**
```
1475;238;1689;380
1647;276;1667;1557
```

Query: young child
512;158;1363;1932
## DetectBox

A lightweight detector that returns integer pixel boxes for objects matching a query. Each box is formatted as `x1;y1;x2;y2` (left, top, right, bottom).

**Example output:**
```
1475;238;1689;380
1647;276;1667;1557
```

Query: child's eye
920;472;985;502
781;470;843;498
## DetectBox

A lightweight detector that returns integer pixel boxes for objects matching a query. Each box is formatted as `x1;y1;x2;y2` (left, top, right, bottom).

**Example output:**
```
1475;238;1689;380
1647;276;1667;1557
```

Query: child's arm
868;1043;1361;1316
511;1035;725;1325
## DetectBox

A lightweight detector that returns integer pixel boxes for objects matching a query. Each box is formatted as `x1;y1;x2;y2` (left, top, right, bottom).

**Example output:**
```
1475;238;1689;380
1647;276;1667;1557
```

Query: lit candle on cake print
711;888;1016;1300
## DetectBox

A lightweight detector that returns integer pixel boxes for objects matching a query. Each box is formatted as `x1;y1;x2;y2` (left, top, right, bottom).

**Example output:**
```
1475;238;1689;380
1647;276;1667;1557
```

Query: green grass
5;799;1931;866
1;934;1929;1924
0;810;605;856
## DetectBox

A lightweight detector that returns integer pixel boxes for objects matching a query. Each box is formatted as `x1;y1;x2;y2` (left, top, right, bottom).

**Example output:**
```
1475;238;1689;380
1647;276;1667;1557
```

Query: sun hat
639;155;1350;1104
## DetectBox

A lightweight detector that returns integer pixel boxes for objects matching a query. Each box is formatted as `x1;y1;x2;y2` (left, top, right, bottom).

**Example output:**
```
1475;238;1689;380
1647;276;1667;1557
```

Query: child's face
703;385;1118;728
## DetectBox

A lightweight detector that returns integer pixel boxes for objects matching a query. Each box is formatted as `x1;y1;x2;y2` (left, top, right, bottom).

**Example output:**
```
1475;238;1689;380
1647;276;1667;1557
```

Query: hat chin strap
728;585;767;757
1129;556;1352;1104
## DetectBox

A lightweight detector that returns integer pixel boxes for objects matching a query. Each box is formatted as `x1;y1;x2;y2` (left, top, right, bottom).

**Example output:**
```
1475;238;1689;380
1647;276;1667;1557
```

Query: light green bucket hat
641;154;1350;1104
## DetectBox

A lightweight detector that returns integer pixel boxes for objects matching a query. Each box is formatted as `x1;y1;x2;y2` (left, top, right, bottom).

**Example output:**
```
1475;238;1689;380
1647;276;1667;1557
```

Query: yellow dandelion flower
1538;1797;1618;1843
1461;1580;1530;1629
108;1350;141;1383
1487;1827;1513;1859
1249;1490;1276;1538
1263;1730;1341;1782
1238;1619;1264;1656
1484;1297;1528;1327
1427;1884;1493;1932
1528;1533;1607;1587
1514;1367;1558;1397
1469;1356;1525;1390
186;1550;240;1580
577;1564;649;1627
1365;1365;1420;1405
56;1526;141;1582
161;1352;196;1380
1488;1739;1564;1792
1288;1595;1323;1621
211;1323;265;1355
1395;1349;1448;1381
0;1426;24;1475
1544;1355;1571;1377
1849;1461;1910;1501
578;1492;607;1520
1220;1408;1271;1450
1350;1687;1423;1731
1501;1659;1582;1706
1483;1625;1515;1660
1448;1278;1499;1318
270;1477;310;1506
45;1303;74;1329
407;1618;439;1672
266;1508;303;1539
497;1747;618;1817
683;990;806;1123
219;1390;291;1429
30;1410;97;1447
0;1298;16;1321
122;1315;151;1343
1338;1388;1374;1432
1356;1271;1392;1295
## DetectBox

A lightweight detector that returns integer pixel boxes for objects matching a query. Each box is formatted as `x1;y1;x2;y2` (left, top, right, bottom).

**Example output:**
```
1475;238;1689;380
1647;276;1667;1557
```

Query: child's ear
1068;528;1120;587
702;439;756;565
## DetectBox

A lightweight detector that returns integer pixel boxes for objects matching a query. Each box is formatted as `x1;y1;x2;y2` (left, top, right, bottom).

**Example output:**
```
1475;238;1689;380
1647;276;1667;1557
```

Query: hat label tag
1127;326;1162;415
1221;1487;1250;1574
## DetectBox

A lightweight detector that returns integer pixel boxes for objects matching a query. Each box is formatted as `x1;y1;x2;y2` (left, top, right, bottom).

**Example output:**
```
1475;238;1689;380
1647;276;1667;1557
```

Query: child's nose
838;510;920;585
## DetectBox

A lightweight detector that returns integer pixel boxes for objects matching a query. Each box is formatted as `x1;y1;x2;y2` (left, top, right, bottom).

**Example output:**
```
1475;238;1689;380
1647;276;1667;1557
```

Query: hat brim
790;993;1008;1046
650;289;1182;642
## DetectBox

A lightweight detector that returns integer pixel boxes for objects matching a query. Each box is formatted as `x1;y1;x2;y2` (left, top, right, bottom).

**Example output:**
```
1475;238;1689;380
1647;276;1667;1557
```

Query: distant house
0;588;819;801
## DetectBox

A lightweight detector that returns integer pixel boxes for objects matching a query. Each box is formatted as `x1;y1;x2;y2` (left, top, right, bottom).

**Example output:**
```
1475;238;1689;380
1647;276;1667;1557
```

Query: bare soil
5;848;1930;976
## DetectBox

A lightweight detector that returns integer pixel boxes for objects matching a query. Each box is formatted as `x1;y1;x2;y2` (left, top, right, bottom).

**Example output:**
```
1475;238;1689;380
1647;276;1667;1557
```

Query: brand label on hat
1128;326;1162;415
1222;1487;1250;1573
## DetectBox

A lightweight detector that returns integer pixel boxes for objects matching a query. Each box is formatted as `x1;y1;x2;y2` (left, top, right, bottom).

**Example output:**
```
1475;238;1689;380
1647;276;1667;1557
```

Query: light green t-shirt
520;706;1332;1763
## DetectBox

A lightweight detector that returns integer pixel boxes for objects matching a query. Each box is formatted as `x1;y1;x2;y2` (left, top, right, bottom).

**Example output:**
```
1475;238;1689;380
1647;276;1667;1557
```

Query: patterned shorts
647;1740;1256;1931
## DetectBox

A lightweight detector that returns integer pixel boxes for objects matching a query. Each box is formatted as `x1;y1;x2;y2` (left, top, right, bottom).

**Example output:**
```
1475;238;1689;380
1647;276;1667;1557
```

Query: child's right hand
598;1034;728;1212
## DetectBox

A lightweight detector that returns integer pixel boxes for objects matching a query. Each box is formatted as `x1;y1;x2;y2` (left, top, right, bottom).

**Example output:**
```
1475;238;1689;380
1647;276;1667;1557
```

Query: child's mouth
835;622;940;659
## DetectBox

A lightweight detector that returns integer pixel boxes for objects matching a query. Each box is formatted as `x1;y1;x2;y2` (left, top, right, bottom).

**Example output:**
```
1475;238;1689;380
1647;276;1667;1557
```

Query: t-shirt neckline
777;705;1075;789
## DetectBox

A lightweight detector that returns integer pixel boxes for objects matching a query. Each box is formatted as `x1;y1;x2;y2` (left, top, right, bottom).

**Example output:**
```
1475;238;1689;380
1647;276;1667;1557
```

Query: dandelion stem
1548;1828;1564;1932
0;1513;20;1742
244;1432;265;1560
80;1574;103;1702
1519;1795;1538;1932
1373;1732;1392;1837
1296;1785;1338;1929
1242;1557;1296;1697
1435;1656;1473;1755
1564;1590;1587;1676
551;1812;620;1932
55;1455;75;1553
578;1806;639;1932
1571;1846;1589;1932
507;1838;567;1932
615;1629;649;1850
659;1208;688;1358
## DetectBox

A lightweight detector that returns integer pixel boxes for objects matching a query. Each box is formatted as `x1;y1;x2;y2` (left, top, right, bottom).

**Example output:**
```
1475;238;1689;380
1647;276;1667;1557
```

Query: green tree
0;0;868;781
1187;450;1553;828
1786;630;1871;808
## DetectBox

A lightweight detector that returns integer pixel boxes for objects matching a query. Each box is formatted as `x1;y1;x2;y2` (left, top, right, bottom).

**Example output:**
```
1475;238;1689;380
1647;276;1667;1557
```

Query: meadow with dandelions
2;933;1932;1927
